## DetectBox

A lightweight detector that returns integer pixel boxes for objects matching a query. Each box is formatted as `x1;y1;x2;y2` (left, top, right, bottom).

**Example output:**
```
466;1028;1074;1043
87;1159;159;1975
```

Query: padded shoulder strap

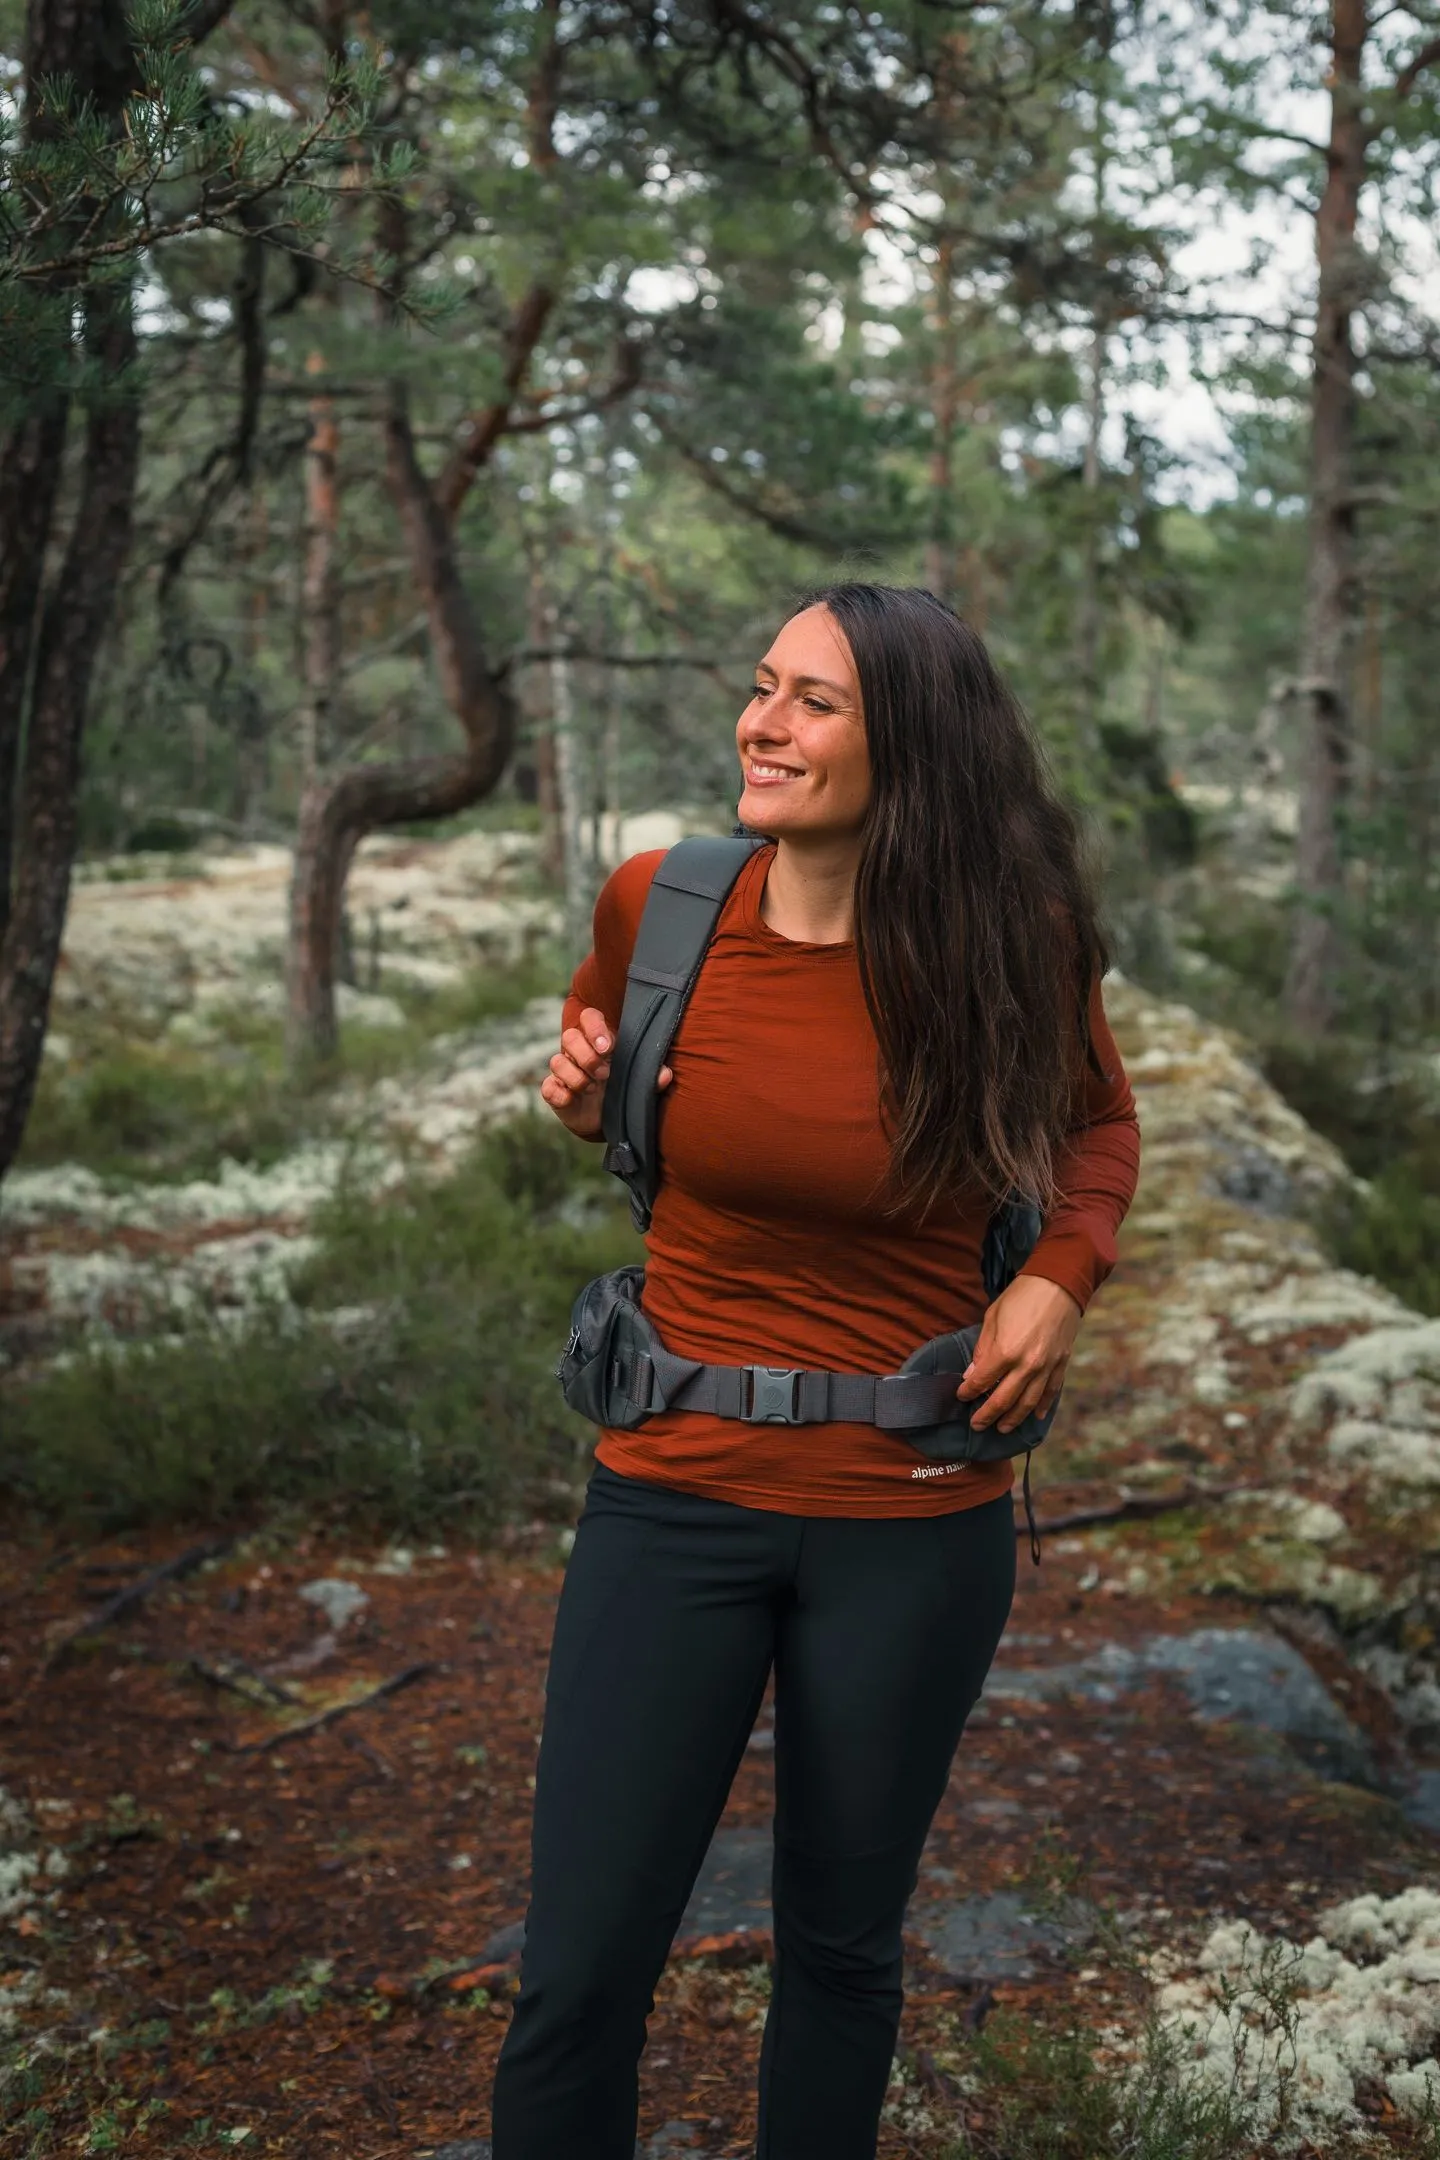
601;835;765;1231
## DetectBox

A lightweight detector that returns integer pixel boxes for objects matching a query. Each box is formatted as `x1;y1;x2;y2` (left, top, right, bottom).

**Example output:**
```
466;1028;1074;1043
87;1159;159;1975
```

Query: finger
1036;1364;1070;1420
996;1377;1050;1434
549;1052;599;1095
560;1027;610;1080
577;1007;613;1056
967;1365;1042;1431
657;1065;674;1090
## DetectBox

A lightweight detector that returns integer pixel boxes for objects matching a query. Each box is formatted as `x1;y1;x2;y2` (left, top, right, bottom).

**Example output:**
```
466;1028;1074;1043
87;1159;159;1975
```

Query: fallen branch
227;1662;438;1754
1023;1482;1251;1538
186;1654;298;1708
44;1538;233;1667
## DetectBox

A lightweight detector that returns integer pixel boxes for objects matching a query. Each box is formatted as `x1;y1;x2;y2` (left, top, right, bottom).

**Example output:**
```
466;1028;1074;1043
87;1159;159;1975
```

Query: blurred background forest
3;0;1440;1528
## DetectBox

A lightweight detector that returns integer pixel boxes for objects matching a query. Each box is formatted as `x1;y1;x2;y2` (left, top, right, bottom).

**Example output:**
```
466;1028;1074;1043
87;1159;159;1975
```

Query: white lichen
1289;1322;1440;1488
1154;1888;1440;2145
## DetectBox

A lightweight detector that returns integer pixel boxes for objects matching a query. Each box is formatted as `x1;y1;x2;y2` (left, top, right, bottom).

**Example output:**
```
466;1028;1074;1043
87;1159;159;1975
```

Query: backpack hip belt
556;1261;1058;1464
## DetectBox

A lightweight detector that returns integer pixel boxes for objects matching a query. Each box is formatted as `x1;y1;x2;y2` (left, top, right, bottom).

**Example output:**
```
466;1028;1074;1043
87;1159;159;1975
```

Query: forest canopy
1;0;1439;1178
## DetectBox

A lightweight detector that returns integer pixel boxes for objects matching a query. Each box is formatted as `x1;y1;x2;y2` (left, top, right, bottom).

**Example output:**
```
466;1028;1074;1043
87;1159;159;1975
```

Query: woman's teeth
749;762;800;780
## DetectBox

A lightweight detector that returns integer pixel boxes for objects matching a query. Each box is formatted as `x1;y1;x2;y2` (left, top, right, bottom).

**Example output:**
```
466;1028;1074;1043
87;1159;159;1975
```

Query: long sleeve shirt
563;844;1141;1516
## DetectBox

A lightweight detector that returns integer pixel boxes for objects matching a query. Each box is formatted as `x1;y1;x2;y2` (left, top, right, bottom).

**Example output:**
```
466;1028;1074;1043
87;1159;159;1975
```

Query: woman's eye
752;682;771;698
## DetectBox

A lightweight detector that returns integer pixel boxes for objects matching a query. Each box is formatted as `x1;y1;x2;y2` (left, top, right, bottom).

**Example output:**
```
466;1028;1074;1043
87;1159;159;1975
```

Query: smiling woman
501;581;1141;2160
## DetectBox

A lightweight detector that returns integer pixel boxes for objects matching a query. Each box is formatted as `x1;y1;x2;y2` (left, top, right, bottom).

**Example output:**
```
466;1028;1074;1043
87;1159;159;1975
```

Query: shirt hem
592;1435;1015;1518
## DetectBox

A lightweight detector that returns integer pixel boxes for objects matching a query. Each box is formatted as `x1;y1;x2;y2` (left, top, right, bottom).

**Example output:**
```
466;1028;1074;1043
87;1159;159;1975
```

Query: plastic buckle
742;1366;802;1423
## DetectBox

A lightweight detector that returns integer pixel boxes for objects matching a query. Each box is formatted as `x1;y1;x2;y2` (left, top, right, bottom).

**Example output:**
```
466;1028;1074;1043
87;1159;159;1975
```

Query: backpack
558;836;1056;1549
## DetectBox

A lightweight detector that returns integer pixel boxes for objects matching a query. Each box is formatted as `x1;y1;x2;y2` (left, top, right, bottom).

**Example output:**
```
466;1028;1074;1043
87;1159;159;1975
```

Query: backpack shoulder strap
601;834;766;1231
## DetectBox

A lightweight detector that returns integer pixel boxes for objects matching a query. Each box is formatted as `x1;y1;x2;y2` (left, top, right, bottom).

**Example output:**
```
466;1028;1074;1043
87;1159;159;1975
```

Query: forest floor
2;1441;1439;2160
7;835;1440;2157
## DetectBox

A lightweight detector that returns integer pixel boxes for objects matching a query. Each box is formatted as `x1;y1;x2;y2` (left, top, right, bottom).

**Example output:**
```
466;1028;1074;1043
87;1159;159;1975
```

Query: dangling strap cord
1022;1451;1041;1568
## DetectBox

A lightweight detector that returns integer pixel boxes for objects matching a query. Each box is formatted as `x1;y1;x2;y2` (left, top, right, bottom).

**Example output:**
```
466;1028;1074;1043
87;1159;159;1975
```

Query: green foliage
1325;1149;1440;1319
18;1040;304;1179
946;2004;1259;2160
18;953;558;1180
0;1;405;417
0;1116;640;1534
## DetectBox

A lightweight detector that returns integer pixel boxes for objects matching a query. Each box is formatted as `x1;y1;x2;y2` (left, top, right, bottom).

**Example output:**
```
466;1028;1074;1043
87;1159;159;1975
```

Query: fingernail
596;1034;610;1052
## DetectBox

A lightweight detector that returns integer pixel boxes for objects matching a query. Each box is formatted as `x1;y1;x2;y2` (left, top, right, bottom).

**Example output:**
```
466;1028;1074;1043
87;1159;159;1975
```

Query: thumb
658;1065;674;1089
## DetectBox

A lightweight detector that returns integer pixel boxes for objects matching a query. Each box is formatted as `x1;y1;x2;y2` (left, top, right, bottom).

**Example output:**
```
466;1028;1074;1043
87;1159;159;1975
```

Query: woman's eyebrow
752;662;852;698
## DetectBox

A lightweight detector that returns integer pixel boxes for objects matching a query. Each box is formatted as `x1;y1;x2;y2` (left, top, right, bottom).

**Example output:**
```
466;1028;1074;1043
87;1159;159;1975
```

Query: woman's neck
760;832;862;945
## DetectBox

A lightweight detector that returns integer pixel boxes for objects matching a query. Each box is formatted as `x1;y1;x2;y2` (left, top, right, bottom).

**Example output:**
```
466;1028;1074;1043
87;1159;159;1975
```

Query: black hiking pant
489;1463;1016;2160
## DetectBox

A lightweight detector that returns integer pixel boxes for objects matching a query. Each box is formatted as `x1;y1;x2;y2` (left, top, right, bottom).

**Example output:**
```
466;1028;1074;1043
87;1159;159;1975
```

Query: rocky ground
5;835;1440;2156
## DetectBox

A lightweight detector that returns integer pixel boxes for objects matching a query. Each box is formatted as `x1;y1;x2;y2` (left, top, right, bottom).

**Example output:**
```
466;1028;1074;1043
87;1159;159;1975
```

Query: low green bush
18;953;562;1182
18;1042;304;1179
0;1117;640;1535
1324;1159;1440;1319
945;2005;1260;2160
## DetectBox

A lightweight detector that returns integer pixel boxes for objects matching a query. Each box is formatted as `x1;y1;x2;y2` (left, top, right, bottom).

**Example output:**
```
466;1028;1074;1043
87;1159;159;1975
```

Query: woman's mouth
746;760;804;786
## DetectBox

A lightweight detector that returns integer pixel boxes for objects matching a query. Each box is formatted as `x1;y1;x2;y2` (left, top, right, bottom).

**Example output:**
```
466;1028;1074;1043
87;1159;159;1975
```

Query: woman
491;582;1140;2159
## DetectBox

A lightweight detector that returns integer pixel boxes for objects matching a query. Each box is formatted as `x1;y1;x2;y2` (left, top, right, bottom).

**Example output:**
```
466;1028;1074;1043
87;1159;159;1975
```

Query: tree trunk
547;622;590;956
923;230;959;605
284;392;516;1063
1075;319;1106;748
1284;0;1368;1033
299;349;341;784
0;283;140;1175
0;400;69;951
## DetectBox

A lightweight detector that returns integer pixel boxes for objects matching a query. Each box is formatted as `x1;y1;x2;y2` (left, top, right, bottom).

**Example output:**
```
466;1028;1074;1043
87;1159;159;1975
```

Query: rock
677;1826;772;1940
1207;1139;1299;1217
480;1919;527;1964
297;1578;369;1630
910;1888;1093;1982
1288;1320;1440;1488
985;1627;1376;1787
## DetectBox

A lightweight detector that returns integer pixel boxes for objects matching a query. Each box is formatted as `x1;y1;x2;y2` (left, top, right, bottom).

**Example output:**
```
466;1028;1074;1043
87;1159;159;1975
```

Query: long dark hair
798;582;1108;1219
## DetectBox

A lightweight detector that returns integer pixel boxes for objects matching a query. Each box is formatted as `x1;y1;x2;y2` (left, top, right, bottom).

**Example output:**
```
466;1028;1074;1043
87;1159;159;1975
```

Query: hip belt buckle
742;1366;803;1423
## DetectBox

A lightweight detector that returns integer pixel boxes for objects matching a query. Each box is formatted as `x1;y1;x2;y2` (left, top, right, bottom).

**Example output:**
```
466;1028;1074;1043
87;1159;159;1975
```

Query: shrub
0;1118;640;1535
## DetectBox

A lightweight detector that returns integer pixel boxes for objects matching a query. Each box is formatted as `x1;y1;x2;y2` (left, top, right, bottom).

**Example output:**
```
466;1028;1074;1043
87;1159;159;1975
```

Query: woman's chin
738;787;796;834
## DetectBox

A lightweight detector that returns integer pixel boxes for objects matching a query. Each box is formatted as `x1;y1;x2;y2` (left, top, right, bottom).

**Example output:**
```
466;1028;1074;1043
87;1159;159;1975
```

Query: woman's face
735;605;871;840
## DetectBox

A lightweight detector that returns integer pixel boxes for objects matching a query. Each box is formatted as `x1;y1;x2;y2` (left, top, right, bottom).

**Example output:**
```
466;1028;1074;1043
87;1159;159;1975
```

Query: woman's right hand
541;1008;675;1139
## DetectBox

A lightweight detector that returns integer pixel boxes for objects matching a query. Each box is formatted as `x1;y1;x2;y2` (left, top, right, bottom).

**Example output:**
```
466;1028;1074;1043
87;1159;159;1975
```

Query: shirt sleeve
1016;970;1140;1312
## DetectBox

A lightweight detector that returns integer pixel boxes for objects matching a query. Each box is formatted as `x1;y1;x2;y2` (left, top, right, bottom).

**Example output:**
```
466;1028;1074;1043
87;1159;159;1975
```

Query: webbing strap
601;835;766;1232
637;1337;965;1429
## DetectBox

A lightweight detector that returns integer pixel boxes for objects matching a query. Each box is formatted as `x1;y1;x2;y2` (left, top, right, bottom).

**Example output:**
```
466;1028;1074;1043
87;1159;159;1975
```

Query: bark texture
1284;0;1367;1033
0;287;140;1176
299;350;342;784
0;0;157;1178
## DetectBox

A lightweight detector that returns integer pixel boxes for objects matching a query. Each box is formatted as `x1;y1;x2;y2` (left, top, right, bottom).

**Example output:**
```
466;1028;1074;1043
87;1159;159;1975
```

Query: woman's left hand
955;1275;1082;1434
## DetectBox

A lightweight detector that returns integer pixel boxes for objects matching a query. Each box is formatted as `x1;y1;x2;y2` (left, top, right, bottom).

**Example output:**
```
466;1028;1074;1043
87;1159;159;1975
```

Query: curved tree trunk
283;392;516;1063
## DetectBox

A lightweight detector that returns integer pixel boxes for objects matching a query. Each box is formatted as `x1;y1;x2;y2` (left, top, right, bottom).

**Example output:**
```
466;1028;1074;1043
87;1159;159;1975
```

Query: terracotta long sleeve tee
563;844;1140;1517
